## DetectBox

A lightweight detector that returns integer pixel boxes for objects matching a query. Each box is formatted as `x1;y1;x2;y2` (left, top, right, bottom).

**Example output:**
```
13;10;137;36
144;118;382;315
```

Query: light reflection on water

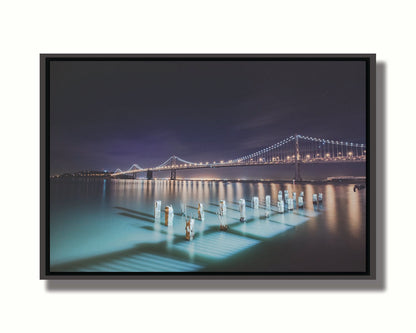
347;188;362;238
257;183;265;202
304;184;314;211
50;178;366;272
226;182;234;203
218;181;225;201
325;184;337;235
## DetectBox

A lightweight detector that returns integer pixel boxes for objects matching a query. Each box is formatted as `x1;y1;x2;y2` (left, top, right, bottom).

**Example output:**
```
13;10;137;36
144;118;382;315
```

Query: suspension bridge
111;134;366;181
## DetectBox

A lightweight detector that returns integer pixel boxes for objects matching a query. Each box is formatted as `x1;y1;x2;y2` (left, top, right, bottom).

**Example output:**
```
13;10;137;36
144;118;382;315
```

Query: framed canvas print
40;54;376;279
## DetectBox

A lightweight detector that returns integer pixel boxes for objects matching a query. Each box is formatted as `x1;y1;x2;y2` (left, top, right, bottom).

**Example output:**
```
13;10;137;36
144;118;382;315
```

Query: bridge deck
113;158;366;176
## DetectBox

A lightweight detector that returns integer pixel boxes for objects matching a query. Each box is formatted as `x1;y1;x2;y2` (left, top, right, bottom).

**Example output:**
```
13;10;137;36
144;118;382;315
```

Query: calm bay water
50;178;366;272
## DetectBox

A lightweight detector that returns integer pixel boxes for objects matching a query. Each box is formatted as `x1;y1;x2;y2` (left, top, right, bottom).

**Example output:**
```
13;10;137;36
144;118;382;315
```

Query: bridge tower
294;134;302;181
170;156;177;180
147;170;153;180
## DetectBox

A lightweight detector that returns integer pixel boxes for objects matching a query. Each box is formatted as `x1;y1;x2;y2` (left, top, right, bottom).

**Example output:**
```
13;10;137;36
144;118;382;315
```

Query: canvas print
44;55;371;276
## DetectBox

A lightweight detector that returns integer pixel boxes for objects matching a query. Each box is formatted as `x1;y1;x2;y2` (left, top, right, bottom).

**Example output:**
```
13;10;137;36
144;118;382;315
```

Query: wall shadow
375;61;386;290
45;62;386;292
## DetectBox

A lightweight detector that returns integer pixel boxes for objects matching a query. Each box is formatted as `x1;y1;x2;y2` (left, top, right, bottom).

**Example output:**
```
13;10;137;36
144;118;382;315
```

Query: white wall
0;1;414;332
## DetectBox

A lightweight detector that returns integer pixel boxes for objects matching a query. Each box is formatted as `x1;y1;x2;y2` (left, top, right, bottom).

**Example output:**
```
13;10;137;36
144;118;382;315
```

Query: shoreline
50;176;366;184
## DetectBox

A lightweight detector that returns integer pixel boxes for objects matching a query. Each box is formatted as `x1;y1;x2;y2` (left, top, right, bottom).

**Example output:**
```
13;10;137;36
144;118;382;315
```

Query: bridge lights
220;160;224;164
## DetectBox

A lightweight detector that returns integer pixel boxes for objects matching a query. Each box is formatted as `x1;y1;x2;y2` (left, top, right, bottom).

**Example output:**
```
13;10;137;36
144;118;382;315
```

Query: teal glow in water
232;220;292;239
173;233;260;259
76;253;202;272
50;178;366;272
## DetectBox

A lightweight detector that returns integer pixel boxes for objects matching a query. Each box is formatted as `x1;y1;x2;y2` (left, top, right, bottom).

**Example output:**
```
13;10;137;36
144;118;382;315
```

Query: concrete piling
198;203;204;220
185;218;194;241
154;200;161;218
265;195;271;210
277;199;284;213
252;196;259;209
165;205;174;226
239;198;246;222
180;202;186;216
219;200;227;216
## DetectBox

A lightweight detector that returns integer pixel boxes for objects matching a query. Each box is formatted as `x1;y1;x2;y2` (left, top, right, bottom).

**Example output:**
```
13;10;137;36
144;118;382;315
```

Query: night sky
50;59;366;179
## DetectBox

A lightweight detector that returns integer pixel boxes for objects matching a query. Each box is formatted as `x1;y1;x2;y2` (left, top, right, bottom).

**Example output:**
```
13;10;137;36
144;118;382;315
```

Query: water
50;178;366;273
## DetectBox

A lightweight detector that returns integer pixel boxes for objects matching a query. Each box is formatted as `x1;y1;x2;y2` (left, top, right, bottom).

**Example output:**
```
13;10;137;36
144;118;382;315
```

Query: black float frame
40;54;376;280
